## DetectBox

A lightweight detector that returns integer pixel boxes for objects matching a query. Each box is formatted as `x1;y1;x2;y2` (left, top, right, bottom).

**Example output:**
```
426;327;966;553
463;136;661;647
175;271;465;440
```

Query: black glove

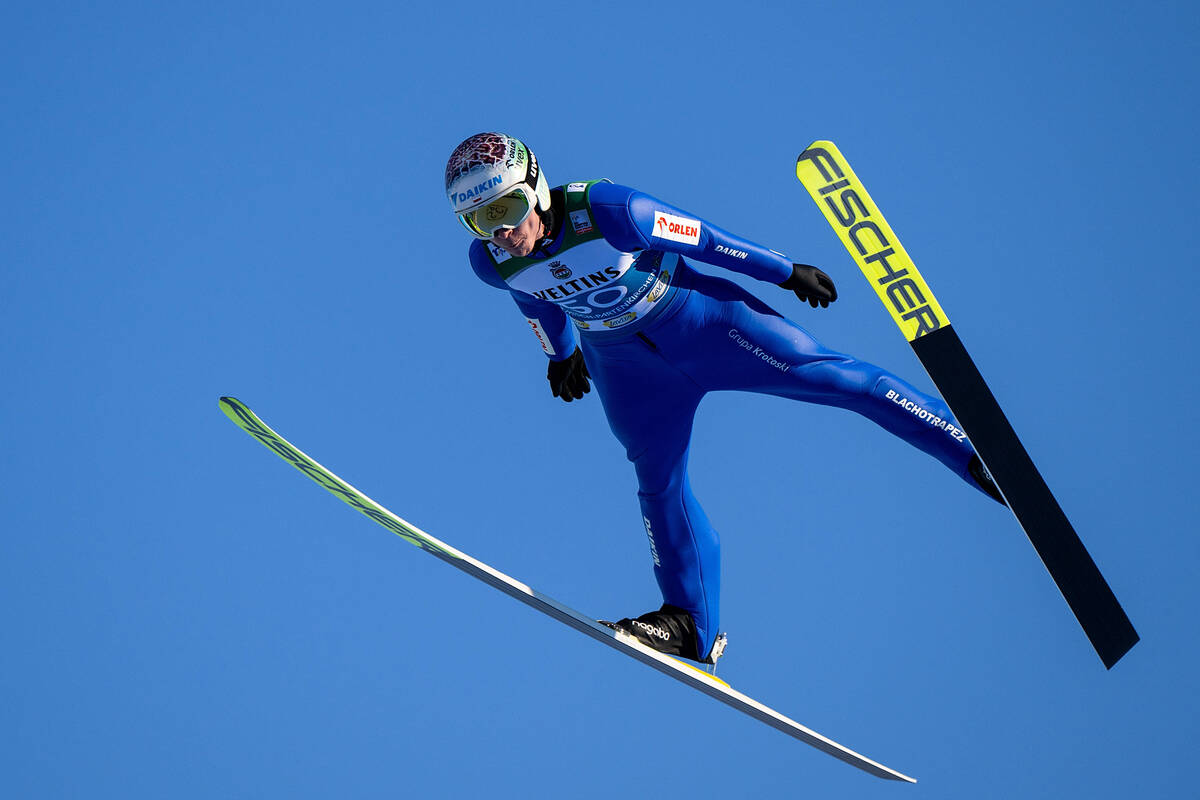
779;263;837;308
547;347;590;403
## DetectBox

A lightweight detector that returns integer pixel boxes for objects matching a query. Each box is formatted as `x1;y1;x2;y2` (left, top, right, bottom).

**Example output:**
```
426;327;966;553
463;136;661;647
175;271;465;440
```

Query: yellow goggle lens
461;191;532;237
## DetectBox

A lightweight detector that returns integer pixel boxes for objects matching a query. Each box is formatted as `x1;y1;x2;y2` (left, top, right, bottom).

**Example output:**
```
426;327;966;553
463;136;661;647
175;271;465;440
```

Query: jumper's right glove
547;347;590;403
779;263;838;308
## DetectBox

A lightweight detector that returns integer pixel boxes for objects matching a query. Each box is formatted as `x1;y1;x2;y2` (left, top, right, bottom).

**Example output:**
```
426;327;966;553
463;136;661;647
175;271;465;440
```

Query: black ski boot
600;604;726;665
969;454;1006;506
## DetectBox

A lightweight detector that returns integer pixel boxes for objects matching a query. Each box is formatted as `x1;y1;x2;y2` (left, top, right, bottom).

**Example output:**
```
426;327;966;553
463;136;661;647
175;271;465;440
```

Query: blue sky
3;1;1197;797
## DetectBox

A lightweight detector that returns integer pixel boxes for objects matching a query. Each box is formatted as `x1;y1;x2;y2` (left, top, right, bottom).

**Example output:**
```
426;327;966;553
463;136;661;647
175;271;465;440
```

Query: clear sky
4;1;1197;797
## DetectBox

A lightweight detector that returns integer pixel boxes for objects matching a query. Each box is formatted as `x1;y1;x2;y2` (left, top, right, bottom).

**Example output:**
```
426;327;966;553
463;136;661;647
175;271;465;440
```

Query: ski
219;396;915;782
794;142;1138;669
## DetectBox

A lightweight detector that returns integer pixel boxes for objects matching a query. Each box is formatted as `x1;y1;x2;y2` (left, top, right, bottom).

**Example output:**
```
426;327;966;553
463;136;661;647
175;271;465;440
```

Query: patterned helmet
445;133;551;238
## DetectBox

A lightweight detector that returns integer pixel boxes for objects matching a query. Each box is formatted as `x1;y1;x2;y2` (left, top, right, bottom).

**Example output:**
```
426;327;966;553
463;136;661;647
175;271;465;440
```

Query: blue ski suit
468;180;984;660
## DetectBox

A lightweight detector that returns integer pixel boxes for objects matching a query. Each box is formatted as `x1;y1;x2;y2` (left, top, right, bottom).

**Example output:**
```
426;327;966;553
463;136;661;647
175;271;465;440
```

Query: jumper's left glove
548;347;590;403
779;263;837;308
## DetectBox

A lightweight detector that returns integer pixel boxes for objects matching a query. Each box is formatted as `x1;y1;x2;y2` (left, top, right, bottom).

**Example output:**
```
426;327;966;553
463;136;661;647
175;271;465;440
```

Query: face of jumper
489;207;545;257
446;133;550;259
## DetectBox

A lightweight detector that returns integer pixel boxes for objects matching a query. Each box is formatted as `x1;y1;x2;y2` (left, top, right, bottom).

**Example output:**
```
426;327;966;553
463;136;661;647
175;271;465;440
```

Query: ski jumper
468;181;985;660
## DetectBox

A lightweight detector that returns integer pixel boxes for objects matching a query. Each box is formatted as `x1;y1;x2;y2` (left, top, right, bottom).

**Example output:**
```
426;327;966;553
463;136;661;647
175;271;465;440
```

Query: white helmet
445;132;551;239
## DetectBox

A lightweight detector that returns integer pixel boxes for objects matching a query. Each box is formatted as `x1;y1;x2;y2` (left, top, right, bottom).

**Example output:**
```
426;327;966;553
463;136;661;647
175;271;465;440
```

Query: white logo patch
570;209;594;234
487;242;512;263
652;211;701;246
566;182;588;193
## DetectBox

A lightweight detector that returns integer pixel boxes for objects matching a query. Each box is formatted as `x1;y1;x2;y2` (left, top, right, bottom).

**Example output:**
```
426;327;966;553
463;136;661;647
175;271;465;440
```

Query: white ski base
219;397;915;783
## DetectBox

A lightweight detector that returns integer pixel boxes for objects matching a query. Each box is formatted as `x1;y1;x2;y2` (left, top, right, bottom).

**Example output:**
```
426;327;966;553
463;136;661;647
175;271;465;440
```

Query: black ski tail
914;327;1139;669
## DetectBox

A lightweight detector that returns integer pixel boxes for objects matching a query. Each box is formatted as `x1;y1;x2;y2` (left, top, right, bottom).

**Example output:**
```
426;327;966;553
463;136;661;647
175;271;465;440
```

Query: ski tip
218;396;253;424
796;140;836;164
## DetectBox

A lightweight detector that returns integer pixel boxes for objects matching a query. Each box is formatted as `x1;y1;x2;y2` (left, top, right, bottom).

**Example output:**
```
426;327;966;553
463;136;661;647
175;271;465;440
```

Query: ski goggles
457;186;537;239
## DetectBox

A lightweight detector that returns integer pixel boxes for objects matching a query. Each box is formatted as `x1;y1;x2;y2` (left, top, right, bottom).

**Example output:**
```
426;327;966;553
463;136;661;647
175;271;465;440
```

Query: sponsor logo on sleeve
566;182;589;193
570;209;594;234
715;244;748;260
652;211;701;246
526;318;556;355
